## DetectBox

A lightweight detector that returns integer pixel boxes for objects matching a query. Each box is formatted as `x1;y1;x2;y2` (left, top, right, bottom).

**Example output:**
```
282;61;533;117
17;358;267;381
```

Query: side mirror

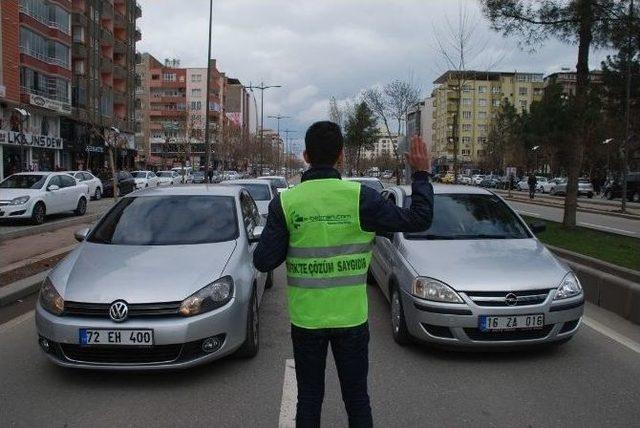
74;227;90;242
376;231;393;240
529;221;546;235
249;225;264;244
47;184;60;191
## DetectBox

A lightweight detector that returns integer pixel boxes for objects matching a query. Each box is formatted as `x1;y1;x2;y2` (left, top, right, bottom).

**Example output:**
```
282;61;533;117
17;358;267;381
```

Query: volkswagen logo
505;293;518;306
109;301;129;322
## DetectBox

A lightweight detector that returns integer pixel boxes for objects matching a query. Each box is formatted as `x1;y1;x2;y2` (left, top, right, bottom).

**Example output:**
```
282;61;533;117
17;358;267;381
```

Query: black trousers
291;322;373;428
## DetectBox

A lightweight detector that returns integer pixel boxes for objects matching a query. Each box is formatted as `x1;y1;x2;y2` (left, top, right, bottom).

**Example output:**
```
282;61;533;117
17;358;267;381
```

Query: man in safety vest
254;121;433;428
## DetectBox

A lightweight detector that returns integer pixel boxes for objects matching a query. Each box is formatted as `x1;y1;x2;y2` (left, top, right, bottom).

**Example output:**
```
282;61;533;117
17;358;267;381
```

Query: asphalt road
1;267;639;427
507;200;640;238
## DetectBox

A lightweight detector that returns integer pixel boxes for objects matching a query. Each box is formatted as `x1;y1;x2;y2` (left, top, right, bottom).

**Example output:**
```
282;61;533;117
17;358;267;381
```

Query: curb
0;213;102;242
547;245;640;284
0;244;77;275
0;270;49;307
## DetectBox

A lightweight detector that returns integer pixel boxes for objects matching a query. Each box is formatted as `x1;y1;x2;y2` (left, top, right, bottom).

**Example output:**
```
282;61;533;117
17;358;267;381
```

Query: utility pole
268;114;289;171
246;82;281;175
203;0;214;182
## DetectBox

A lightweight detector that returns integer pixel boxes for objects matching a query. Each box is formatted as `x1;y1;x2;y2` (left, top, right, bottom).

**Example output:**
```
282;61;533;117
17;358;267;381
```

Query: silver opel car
36;185;267;369
370;185;584;348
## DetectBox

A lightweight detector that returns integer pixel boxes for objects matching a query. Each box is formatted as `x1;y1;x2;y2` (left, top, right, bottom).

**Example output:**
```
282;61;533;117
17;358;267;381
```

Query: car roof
396;184;494;196
124;185;242;198
258;175;285;179
220;179;270;186
8;172;52;177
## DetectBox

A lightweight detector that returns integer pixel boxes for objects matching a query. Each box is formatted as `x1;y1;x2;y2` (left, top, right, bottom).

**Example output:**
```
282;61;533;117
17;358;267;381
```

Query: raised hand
405;135;431;172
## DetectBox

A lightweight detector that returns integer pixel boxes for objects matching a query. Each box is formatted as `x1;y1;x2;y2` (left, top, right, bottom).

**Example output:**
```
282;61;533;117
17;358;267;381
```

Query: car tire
94;187;102;200
75;197;87;216
31;202;46;225
235;286;259;358
390;285;412;346
265;271;273;289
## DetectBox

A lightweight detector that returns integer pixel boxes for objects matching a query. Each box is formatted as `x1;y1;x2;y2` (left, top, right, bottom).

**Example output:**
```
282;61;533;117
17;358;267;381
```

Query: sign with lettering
29;94;72;115
0;130;64;150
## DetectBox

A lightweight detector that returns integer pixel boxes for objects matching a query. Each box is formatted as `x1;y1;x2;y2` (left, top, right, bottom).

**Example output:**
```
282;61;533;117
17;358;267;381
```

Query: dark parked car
479;177;500;188
100;171;135;197
603;172;640;202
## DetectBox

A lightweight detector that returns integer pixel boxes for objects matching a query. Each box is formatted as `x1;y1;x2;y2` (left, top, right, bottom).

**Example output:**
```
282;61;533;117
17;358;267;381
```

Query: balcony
135;27;142;41
114;9;126;29
135;2;142;19
100;56;113;73
114;91;126;105
101;29;113;46
114;39;126;55
72;12;87;26
73;42;87;58
113;63;127;80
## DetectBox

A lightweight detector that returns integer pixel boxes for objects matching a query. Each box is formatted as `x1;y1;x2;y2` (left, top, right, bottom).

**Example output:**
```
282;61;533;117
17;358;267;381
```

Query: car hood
134;178;146;183
0;188;42;200
51;241;237;303
398;238;568;292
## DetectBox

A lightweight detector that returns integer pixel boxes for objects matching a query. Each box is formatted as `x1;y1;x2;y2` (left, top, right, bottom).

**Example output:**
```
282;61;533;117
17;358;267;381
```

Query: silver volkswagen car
36;185;267;369
370;185;584;348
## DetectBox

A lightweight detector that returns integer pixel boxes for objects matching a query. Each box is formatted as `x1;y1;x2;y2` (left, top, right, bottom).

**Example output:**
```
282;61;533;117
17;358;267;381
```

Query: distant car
344;177;384;193
458;176;472;185
479;177;499;188
542;178;566;194
132;171;159;189
171;167;193;184
192;171;207;183
603;173;640;202
65;171;103;200
441;173;455;184
258;176;290;192
157;171;181;186
220;179;277;219
382;171;393;180
0;172;88;224
551;179;594;198
224;171;241;181
471;174;485;186
516;176;546;193
35;185;268;369
370;184;583;348
100;171;136;198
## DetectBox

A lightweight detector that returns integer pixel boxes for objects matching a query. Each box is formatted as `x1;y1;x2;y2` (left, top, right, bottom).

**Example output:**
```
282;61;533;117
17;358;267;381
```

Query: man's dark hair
305;121;343;166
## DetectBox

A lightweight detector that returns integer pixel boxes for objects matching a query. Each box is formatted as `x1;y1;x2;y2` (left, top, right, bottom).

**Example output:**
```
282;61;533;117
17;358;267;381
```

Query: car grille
464;325;553;341
464;289;551;307
60;344;182;364
63;301;182;318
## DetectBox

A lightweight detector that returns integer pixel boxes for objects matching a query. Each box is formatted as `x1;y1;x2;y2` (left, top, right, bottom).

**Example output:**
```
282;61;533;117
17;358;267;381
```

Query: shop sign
29;94;72;115
0;130;63;150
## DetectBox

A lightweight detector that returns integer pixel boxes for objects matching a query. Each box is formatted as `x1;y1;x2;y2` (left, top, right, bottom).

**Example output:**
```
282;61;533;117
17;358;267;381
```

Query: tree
481;0;631;227
486;99;520;172
344;102;378;174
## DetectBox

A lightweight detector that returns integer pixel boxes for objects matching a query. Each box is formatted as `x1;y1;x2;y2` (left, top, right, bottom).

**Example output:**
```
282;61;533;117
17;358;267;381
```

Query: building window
478;98;487;107
191;88;202;97
520;100;528;109
462;98;472;106
492;100;500;107
461;149;471;155
477;137;487;145
478;125;488;134
519;87;528;96
462;85;472;92
152;74;160;80
19;27;70;69
462;111;472;120
163;73;176;82
477;149;486;156
478;111;487;120
20;67;70;103
478;86;487;94
491;86;501;94
462;124;472;132
191;74;202;82
462;137;471;144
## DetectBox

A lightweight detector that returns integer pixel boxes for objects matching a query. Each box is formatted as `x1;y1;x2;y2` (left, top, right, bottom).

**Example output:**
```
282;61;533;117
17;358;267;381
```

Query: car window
149;172;156;178
0;174;48;189
235;183;271;201
404;194;531;240
47;175;62;188
82;172;94;181
239;192;259;232
59;175;77;188
88;196;238;245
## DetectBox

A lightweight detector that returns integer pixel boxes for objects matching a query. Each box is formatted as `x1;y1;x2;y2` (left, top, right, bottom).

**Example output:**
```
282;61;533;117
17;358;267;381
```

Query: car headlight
40;277;65;315
411;277;463;304
179;276;234;316
554;272;583;300
11;196;30;205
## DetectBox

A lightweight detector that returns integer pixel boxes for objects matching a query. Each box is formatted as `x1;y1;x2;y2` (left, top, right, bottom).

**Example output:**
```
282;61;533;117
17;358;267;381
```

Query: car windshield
158;172;172;177
404;194;531;240
235;184;271;200
0;175;48;189
132;172;148;178
88;196;238;245
353;179;383;192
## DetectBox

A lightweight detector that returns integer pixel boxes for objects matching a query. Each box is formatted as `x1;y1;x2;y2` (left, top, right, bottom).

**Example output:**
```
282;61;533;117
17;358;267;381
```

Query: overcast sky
137;0;612;152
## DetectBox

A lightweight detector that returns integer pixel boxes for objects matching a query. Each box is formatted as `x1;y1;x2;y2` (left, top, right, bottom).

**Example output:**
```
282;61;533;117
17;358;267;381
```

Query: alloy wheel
391;291;401;334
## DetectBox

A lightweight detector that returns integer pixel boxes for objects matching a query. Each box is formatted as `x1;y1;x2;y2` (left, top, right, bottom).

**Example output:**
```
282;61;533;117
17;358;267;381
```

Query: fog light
201;336;222;353
39;337;50;352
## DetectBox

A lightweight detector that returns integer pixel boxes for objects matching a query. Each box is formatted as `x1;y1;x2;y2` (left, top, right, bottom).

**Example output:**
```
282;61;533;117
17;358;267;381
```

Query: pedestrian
207;169;213;183
253;121;434;428
528;173;537;199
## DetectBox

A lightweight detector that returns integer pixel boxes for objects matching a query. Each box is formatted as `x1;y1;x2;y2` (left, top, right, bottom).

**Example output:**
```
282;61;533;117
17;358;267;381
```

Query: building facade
0;0;140;180
543;69;604;97
364;129;398;160
431;70;544;170
406;96;434;152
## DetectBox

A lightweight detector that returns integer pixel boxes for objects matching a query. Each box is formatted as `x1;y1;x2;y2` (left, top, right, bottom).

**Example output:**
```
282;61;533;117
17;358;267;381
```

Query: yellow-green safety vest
281;178;374;329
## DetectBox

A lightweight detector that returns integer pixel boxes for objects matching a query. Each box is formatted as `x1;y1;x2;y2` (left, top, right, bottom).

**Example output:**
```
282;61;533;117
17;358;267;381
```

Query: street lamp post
281;129;296;177
532;145;540;173
268;114;289;172
246;82;281;175
13;108;31;172
602;138;613;181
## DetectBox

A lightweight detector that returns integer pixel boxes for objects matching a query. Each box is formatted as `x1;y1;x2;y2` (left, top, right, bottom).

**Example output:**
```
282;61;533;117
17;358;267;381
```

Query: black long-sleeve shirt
253;167;434;272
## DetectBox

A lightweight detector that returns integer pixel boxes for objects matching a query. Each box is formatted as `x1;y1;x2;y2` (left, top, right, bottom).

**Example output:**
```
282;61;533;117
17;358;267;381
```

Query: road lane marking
279;359;297;428
0;310;34;334
582;316;640;354
577;222;639;236
517;210;541;217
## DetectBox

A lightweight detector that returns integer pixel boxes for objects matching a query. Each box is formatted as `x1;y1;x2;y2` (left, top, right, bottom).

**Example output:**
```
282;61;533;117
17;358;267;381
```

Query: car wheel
605;190;614;200
31;202;46;225
235;286;259;358
75;197;87;216
94;187;102;200
390;286;412;346
265;271;274;289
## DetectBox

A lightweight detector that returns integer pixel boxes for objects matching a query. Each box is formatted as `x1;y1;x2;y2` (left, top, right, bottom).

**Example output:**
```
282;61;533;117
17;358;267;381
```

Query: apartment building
544;69;604;97
431;70;544;169
406;96;434;151
364;130;399;160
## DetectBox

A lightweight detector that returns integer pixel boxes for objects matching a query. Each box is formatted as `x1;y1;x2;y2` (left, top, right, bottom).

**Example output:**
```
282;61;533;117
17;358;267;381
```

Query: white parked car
516;176;546;192
224;171;241;181
542;178;566;194
0;172;88;225
172;167;193;184
65;171;103;200
132;171;160;189
471;175;485;186
157;170;181;186
458;175;472;185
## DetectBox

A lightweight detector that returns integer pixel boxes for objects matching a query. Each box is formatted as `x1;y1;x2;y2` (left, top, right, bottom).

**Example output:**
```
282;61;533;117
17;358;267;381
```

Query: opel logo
505;293;518;306
109;300;129;322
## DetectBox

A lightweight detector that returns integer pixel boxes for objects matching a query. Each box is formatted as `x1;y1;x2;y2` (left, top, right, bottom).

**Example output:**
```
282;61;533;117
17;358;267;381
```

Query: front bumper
0;201;34;219
401;288;584;347
35;299;247;370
